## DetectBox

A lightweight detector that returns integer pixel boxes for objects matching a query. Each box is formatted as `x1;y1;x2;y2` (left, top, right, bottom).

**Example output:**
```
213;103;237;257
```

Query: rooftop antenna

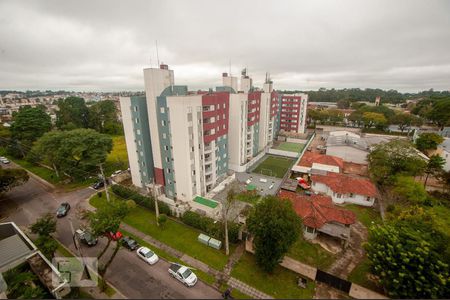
156;40;160;67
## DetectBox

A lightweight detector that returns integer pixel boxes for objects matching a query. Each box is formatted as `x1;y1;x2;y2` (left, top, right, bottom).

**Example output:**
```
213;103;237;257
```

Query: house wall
311;163;340;173
311;181;375;206
326;146;368;164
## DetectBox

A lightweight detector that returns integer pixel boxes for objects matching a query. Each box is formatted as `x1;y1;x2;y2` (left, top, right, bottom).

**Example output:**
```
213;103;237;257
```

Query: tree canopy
30;128;113;180
368;140;427;184
88;100;122;135
390;112;423;132
415;133;444;154
0;167;29;194
247;195;301;272
10;106;51;156
56;96;90;130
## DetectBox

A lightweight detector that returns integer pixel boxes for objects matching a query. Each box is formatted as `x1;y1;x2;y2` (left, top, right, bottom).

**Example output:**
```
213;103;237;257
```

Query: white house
311;172;378;206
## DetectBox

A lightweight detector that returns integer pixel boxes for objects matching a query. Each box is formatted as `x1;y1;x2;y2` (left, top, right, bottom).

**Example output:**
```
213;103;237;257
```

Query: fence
267;148;298;158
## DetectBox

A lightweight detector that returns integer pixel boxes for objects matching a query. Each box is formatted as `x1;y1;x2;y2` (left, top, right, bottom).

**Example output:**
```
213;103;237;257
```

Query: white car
136;246;159;265
168;263;198;287
0;158;10;164
111;170;122;176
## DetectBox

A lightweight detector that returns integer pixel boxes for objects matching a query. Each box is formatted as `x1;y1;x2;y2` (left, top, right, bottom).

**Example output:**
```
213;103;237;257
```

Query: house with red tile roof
291;151;344;174
279;190;356;244
311;172;378;206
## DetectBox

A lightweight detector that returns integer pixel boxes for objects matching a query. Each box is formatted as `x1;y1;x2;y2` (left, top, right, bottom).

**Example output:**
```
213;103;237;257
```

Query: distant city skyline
0;0;449;92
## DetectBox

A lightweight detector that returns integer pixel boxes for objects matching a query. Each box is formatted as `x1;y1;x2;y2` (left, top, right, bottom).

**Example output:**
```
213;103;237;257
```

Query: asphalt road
0;162;221;299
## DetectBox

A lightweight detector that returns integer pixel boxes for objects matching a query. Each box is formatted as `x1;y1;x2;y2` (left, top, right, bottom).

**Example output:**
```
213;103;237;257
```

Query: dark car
121;236;138;251
56;202;71;217
92;181;105;190
75;229;98;247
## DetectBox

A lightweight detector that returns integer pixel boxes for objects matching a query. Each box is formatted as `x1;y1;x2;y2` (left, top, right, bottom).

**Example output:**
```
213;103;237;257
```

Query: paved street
0;163;221;299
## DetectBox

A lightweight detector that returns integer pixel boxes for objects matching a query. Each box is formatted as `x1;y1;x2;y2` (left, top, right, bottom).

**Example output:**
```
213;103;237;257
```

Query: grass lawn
104;135;129;176
236;191;261;204
252;155;294;178
231;253;315;299
348;256;383;293
287;237;335;270
219;283;252;299
90;194;232;271
343;204;382;228
275;142;305;153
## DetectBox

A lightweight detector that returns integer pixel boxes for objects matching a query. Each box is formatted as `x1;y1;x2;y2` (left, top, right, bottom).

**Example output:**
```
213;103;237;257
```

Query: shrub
97;191;102;198
111;184;171;216
181;211;240;243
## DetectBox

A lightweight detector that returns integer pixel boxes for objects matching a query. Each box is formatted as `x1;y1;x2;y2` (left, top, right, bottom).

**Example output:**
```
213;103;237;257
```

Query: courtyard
250;155;294;178
273;141;305;153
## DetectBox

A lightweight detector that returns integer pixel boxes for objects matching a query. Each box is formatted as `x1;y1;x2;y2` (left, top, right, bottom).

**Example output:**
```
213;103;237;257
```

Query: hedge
111;184;171;215
181;211;240;243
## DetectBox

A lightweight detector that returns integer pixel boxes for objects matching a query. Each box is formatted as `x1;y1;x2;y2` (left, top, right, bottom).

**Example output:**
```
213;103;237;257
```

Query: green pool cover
193;196;218;208
246;184;257;191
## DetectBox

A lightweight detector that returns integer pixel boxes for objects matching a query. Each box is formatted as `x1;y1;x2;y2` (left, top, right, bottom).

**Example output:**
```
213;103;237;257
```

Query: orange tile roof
279;190;356;228
311;172;378;197
298;152;344;169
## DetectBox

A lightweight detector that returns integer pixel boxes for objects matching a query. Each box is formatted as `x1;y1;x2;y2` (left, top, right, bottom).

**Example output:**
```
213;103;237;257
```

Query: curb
10;160;56;190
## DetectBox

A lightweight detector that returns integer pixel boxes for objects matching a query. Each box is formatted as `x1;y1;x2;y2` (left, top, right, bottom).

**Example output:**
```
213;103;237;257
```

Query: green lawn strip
12;158;60;184
231;252;315;299
104;135;129;176
120;230;216;286
236;192;261;204
90;194;231;271
348;256;383;293
287;237;335;270
219;283;252;299
276;142;305;153
343;204;382;228
252;155;294;178
53;238;116;297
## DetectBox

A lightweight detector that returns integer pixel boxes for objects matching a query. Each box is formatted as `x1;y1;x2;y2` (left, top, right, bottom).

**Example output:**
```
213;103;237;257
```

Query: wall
311;182;375;207
286;137;309;143
267;148;298;158
228;93;248;169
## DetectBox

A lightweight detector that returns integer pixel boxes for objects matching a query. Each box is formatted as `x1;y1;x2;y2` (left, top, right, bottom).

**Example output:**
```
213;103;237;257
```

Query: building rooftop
311;172;378;197
0;222;36;272
298;152;344;169
278;190;356;229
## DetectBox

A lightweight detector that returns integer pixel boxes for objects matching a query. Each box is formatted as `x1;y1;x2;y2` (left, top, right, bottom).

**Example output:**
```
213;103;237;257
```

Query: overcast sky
1;0;449;92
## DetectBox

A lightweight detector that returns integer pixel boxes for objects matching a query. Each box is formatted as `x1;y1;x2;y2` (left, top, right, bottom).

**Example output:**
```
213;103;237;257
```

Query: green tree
0;167;29;194
428;99;450;129
415;133;444;154
336;99;351;109
366;207;449;298
30;214;56;236
362;112;387;129
88;100;122;134
31;129;113;180
56;96;90;130
88;200;129;290
390;112;423;132
348;110;364;127
368;140;427;184
324;109;344;125
4;270;46;299
391;175;428;204
34;235;58;259
247;195;301;272
307;109;326;125
423;155;445;187
10;106;51;157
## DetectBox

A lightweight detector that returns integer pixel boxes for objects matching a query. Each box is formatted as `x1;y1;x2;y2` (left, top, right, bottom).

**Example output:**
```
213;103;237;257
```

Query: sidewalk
228;277;273;299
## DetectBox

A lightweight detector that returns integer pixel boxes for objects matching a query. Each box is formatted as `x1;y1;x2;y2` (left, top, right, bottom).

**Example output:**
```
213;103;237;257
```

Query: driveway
0;162;221;299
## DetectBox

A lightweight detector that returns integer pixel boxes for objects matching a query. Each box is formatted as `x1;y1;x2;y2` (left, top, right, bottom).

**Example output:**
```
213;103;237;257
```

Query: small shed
198;233;211;245
208;238;222;250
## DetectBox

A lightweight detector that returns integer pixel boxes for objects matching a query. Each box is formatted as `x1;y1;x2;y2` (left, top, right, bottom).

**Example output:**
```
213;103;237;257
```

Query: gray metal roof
0;235;34;270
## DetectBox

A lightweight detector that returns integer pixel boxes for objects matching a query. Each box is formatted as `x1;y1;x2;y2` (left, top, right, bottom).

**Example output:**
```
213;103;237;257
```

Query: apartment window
164;145;169;151
160;107;165;113
223;103;226;109
349;193;354;198
135;118;140;123
134;106;138;112
166;169;171;174
162;133;166;139
140;151;143;156
136;129;141;135
192;170;196;175
161;120;166;126
191;146;194;152
223;124;226;129
142;171;146;176
138;140;142;146
223;113;225;119
166;157;170;162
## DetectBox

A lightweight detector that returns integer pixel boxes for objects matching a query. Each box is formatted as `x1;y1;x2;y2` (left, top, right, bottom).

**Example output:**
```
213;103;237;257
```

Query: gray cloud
0;0;449;92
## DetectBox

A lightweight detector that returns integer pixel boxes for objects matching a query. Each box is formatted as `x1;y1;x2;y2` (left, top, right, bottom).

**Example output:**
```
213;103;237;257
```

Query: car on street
92;181;105;189
121;236;138;251
136;246;159;265
75;229;98;247
56;202;71;217
168;263;198;287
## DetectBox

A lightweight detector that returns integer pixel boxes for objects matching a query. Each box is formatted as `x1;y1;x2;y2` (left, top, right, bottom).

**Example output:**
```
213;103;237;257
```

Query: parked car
121;236;138;251
75;229;98;247
92;181;105;190
0;157;10;164
56;202;71;218
168;263;198;287
136;246;159;265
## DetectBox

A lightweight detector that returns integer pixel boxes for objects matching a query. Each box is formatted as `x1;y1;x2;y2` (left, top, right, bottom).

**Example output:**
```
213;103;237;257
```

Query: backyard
231;252;316;299
104;135;129;176
251;155;294;178
274;142;305;153
287;237;336;270
90;193;233;271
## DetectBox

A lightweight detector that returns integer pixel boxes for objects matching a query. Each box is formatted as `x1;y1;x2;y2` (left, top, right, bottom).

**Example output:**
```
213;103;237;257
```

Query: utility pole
99;164;110;202
152;177;160;226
